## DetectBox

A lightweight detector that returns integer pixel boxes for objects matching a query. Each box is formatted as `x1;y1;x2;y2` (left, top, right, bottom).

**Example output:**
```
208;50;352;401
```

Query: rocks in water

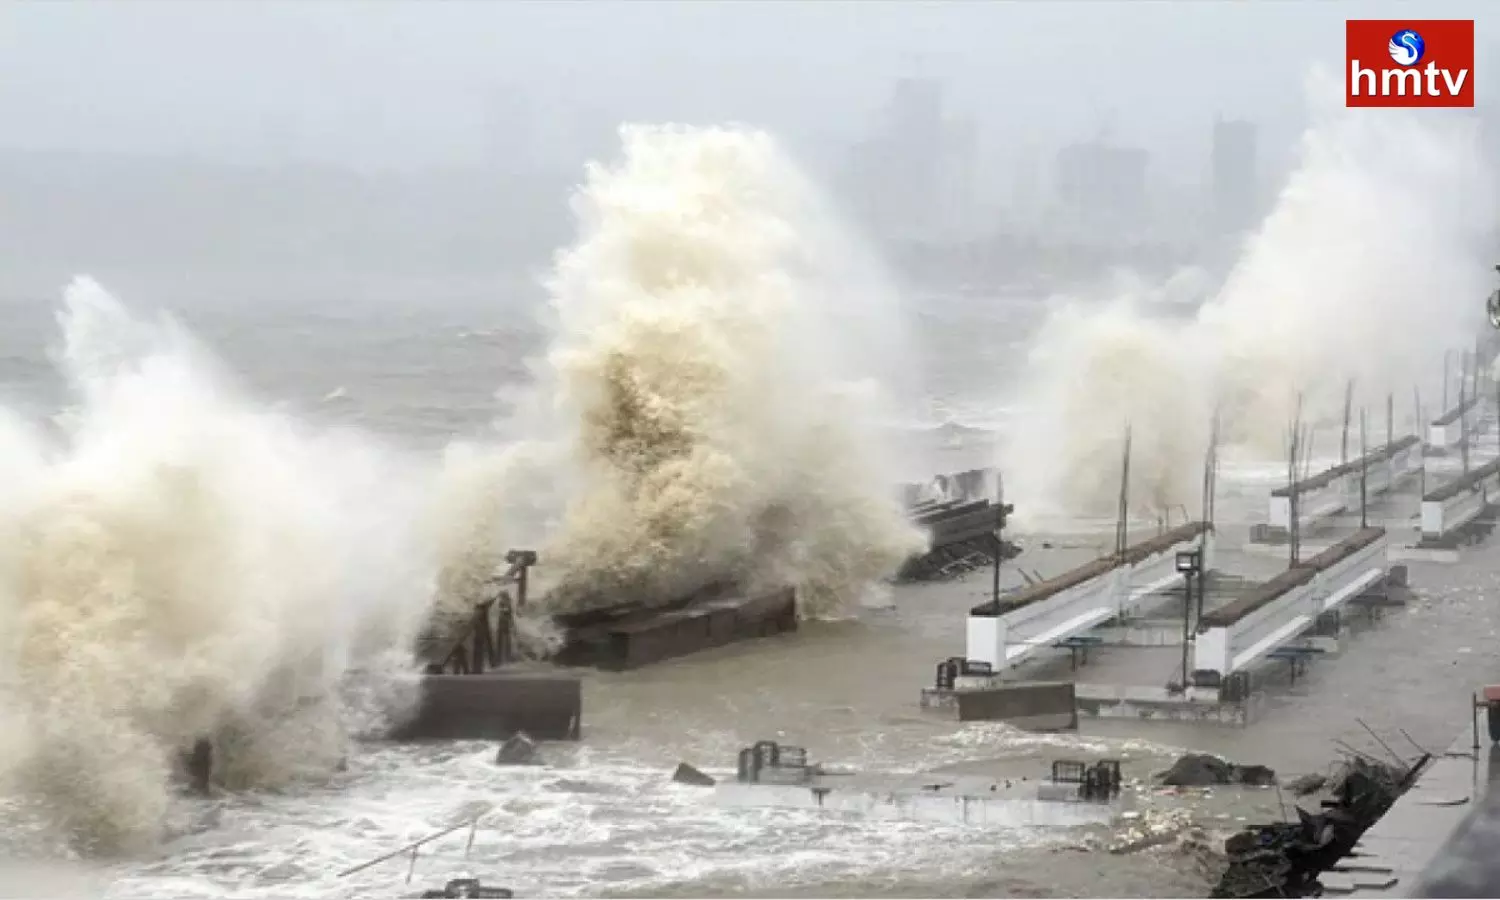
1235;764;1277;787
1210;753;1428;898
495;733;539;766
672;762;716;786
1285;773;1327;796
1159;753;1277;787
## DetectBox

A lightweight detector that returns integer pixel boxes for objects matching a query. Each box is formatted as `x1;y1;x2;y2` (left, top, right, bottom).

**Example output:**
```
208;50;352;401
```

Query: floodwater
2;282;1498;899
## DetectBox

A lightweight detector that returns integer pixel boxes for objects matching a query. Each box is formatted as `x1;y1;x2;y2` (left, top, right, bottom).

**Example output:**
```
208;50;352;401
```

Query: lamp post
991;501;1014;606
1488;265;1500;330
1175;549;1203;688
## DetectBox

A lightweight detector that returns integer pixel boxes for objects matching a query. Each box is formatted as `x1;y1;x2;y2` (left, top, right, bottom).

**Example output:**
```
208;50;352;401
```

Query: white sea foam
431;124;923;625
1007;72;1494;522
0;278;434;854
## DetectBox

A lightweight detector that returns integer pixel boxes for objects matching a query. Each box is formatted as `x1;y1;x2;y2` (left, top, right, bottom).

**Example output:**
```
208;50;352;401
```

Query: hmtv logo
1346;19;1474;107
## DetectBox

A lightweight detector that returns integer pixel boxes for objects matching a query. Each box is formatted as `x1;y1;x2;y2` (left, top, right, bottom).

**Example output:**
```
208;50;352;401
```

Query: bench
1267;645;1326;684
1053;635;1105;670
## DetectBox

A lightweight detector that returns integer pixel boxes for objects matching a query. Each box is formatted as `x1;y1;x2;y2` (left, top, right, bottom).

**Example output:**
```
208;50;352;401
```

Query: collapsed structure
1212;754;1427;899
897;467;1017;582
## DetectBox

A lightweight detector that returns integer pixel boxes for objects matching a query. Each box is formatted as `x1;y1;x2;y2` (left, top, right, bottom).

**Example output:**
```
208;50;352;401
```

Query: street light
1175;550;1203;689
1488;265;1500;330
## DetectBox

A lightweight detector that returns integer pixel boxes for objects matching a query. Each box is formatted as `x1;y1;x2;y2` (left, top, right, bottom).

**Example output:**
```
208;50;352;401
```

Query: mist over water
433;124;923;624
0;278;434;854
1006;77;1495;523
0;125;929;855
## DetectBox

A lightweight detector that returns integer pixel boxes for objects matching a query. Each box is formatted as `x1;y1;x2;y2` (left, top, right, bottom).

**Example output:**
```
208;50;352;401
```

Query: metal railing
337;816;483;884
429;550;536;676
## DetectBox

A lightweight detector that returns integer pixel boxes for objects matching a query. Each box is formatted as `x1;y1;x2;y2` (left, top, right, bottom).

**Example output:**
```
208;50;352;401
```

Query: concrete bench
1052;635;1105;670
1267;644;1326;684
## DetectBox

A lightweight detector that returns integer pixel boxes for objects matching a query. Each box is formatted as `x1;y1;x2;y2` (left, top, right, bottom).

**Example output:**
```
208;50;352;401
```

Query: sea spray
0;278;434;853
432;124;923;624
1006;73;1494;523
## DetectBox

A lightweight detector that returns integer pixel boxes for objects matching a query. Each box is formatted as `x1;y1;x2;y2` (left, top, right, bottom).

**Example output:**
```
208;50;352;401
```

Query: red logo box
1346;19;1474;108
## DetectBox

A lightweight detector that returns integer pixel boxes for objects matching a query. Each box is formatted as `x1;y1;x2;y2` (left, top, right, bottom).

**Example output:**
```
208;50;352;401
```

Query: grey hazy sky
3;0;1494;174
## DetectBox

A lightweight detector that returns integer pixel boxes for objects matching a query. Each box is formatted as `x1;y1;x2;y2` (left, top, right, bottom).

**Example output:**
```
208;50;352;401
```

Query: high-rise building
1210;118;1258;234
1052;140;1149;234
841;77;991;243
880;77;945;240
884;78;945;140
940;116;979;240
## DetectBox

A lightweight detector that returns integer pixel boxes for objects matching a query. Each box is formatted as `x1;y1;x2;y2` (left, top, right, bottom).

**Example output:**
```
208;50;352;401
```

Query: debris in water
1159;753;1276;787
672;762;716;786
495;733;539;766
1284;773;1327;797
1210;753;1428;898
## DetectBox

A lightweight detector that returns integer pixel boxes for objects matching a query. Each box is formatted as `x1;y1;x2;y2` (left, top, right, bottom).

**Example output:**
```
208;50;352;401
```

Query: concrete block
388;671;582;742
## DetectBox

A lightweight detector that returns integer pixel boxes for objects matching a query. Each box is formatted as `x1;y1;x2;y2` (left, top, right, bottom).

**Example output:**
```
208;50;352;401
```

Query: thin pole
1116;425;1133;558
1360;408;1369;529
1444;350;1451;412
1180;571;1192;686
1461;363;1471;475
1341;379;1354;464
1387;392;1395;448
991;533;1002;605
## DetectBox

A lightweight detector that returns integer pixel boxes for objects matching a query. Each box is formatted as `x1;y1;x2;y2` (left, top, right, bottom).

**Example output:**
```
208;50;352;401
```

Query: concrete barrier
389;671;582;741
952;681;1078;729
1419;457;1500;546
965;522;1212;671
1193;528;1388;683
551;586;797;671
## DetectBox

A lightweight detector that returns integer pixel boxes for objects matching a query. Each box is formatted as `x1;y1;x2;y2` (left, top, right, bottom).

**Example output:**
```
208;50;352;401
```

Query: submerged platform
1074;678;1264;726
715;770;1126;828
720;740;1129;829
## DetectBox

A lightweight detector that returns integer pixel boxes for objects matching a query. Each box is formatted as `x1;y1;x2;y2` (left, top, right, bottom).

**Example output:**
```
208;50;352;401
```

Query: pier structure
927;404;1416;729
898;467;1015;582
959;521;1212;675
394;550;584;742
1417;456;1500;549
1251;437;1421;544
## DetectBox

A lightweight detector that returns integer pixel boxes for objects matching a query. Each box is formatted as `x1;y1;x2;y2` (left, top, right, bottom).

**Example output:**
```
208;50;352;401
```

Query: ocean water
1;103;1497;898
3;266;1498;900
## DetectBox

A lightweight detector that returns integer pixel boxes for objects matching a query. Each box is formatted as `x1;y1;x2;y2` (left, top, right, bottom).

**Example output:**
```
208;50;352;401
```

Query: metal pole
1180;572;1191;685
1341;379;1354;465
1462;366;1471;475
1475;692;1482;753
1387;392;1395;448
1360;409;1369;529
1444;350;1451;412
991;533;1002;605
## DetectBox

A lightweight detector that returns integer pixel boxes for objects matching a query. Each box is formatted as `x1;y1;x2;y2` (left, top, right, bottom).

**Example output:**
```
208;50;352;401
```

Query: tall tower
1210;117;1258;235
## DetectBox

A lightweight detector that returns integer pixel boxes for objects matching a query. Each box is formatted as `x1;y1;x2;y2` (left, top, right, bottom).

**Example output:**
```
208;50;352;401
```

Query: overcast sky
3;0;1495;175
